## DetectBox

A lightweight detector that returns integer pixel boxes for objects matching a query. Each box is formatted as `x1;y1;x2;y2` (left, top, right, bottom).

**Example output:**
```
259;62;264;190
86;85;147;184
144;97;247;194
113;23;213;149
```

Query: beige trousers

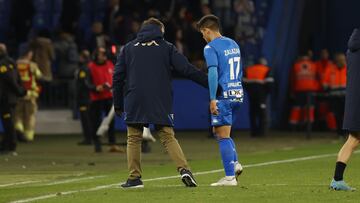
127;124;189;179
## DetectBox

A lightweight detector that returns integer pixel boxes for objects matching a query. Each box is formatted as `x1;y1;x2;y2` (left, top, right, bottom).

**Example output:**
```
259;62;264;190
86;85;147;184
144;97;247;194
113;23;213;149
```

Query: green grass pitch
1;131;359;203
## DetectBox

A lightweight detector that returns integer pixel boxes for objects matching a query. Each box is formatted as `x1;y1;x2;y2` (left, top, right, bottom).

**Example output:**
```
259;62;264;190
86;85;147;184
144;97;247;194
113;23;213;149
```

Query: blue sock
218;138;235;176
229;138;238;162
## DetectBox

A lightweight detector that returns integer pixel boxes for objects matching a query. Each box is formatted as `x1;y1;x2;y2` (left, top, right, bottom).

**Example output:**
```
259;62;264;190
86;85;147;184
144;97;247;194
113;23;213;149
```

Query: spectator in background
212;0;233;29
289;54;320;130
88;47;122;153
316;49;333;75
174;29;188;56
75;50;92;145
234;0;257;42
323;53;347;136
54;31;79;116
28;29;55;82
87;22;111;52
125;20;141;43
315;49;335;130
54;31;79;79
243;58;273;137
28;29;55;106
0;43;26;155
14;48;42;142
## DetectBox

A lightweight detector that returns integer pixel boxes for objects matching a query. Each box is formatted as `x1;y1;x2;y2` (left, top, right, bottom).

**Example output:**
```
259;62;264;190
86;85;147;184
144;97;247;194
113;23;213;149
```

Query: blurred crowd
1;0;347;155
3;0;267;108
1;0;268;153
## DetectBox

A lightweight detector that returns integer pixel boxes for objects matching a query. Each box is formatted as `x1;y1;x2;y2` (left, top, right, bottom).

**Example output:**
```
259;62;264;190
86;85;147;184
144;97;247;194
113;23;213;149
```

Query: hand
103;83;112;90
209;100;218;115
96;85;104;92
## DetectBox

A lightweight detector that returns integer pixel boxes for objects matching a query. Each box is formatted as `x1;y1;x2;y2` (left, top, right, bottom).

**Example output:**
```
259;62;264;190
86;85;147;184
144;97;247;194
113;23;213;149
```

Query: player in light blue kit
197;15;244;186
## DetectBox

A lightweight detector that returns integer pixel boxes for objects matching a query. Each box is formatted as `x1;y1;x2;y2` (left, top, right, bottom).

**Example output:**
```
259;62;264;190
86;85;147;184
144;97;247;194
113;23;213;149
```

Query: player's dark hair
142;17;165;31
197;14;221;31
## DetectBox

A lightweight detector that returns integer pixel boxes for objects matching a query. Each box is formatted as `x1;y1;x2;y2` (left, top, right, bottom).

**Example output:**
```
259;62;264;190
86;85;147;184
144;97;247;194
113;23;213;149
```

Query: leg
79;104;92;144
337;133;360;165
0;105;17;152
248;96;258;137
90;101;102;152
155;125;189;171
330;132;359;191
214;125;235;176
14;100;24;134
126;124;143;179
155;125;197;187
104;99;116;145
23;98;37;141
258;90;268;136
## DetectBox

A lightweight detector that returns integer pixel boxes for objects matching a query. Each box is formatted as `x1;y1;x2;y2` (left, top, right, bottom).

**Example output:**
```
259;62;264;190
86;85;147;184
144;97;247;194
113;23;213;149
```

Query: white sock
143;127;151;134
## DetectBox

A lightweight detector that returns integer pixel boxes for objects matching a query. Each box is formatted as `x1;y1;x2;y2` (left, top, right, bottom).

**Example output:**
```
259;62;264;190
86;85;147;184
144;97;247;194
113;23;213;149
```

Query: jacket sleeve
0;64;26;97
348;28;360;52
84;68;97;91
170;44;208;88
113;47;127;111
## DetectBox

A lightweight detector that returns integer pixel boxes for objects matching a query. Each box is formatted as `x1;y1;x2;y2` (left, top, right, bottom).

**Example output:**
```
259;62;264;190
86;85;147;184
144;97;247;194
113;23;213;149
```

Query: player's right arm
113;46;127;114
204;45;219;115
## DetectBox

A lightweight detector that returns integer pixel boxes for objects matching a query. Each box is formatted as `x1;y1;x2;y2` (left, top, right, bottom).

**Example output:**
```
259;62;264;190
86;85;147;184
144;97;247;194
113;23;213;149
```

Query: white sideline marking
0;174;104;188
10;151;359;203
0;181;42;188
42;175;107;186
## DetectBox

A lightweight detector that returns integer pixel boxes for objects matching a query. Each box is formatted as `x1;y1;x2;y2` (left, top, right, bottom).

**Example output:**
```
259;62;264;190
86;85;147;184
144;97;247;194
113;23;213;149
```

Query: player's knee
347;133;360;149
157;127;176;145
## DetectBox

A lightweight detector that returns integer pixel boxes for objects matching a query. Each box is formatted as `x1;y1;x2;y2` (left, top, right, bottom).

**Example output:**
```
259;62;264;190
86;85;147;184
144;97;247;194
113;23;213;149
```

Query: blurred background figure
14;48;42;142
88;47;122;153
243;57;273;137
87;22;111;53
53;30;79;117
28;29;55;106
314;49;336;131
0;43;26;155
75;50;92;145
322;53;347;136
289;54;320;131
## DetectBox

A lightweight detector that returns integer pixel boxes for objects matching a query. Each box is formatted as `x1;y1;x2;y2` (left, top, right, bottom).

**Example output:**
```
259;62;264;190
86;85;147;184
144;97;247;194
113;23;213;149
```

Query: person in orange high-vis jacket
14;48;42;142
289;55;320;129
322;53;347;136
315;49;336;130
243;58;273;137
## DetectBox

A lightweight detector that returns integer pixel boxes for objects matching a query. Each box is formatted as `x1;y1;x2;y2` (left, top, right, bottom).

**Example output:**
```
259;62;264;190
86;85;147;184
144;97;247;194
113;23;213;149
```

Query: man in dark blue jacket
113;18;208;188
330;28;360;191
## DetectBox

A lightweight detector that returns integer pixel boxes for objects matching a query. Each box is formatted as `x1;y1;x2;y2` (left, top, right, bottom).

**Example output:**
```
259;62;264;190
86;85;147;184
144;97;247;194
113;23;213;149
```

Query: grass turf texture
0;131;359;203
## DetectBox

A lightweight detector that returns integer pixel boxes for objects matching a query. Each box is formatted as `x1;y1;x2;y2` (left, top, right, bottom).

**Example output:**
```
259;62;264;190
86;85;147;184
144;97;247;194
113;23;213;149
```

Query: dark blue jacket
113;24;208;126
344;28;360;131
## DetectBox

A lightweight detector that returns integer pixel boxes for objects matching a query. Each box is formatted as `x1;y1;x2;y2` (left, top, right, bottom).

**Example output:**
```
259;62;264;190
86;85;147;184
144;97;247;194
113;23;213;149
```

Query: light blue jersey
204;36;243;126
204;36;243;100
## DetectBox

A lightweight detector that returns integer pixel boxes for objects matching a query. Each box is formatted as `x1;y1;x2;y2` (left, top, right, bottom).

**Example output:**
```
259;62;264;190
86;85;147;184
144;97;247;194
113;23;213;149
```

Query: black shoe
120;178;144;188
16;130;28;143
180;169;197;187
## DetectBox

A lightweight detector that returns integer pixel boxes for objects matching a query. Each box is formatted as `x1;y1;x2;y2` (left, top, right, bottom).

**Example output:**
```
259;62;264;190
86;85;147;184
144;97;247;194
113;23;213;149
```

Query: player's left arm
204;45;219;115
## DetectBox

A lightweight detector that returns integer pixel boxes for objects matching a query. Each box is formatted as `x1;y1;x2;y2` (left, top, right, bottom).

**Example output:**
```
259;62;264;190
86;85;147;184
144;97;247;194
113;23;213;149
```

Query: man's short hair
197;14;221;31
142;17;164;31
